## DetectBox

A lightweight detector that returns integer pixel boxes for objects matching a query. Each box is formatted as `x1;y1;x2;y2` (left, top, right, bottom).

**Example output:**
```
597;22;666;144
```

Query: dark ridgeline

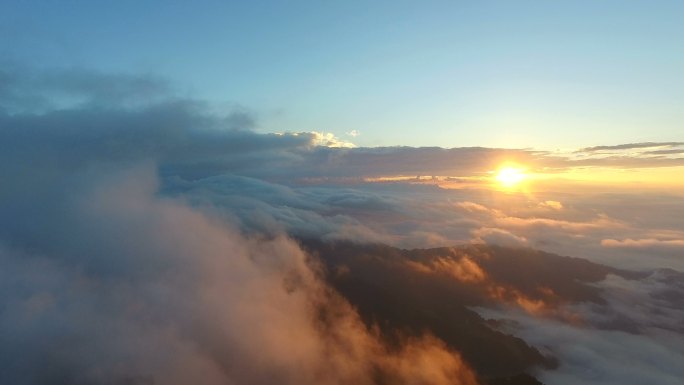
300;240;642;385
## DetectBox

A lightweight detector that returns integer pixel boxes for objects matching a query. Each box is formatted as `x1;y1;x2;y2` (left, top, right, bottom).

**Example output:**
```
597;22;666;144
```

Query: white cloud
472;227;528;247
539;200;563;210
310;131;356;148
476;268;684;385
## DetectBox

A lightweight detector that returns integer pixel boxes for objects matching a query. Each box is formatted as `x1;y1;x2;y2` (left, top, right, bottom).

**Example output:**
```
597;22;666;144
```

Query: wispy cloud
577;142;684;153
602;238;684;250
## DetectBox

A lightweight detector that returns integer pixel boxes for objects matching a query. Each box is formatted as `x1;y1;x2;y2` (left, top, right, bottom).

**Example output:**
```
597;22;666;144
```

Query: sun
495;166;527;187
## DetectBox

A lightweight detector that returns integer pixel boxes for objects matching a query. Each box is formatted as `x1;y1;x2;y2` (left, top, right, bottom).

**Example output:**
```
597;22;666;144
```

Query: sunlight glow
495;167;527;187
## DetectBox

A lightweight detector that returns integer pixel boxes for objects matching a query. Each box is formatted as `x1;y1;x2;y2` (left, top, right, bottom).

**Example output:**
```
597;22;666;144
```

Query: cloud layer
0;164;481;385
477;268;684;385
0;70;483;384
2;66;683;385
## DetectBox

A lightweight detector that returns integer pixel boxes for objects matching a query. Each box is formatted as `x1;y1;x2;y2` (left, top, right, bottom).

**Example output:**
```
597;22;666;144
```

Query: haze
1;2;683;385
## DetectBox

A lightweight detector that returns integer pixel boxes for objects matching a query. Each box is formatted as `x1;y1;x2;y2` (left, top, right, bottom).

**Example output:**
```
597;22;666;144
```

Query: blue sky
2;0;682;148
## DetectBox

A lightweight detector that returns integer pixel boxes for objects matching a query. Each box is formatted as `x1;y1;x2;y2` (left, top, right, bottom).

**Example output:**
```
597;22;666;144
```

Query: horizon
2;1;683;148
1;2;683;385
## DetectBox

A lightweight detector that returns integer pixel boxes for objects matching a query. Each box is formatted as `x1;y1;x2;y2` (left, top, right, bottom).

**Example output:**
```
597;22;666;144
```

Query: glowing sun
495;167;527;187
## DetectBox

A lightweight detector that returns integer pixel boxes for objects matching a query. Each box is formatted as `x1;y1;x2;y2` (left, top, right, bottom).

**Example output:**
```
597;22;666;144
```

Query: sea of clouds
1;66;683;384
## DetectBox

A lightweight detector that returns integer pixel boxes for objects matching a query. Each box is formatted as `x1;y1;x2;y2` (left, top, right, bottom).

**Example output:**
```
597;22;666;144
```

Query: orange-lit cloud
601;238;684;250
0;164;483;385
3;65;684;385
408;255;486;283
472;227;529;247
539;200;563;210
404;251;582;319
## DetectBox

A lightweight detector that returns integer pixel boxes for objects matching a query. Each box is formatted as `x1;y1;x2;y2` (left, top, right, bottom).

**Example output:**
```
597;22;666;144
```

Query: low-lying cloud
2;65;684;384
602;238;684;250
0;164;479;385
476;268;684;385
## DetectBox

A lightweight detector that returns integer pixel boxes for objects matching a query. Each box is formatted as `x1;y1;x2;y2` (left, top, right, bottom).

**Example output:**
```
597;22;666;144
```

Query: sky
2;0;683;148
2;2;684;385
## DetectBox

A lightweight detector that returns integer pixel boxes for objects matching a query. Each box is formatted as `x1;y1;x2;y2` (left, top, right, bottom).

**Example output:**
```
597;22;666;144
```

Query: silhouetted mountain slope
484;373;543;385
300;240;643;383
